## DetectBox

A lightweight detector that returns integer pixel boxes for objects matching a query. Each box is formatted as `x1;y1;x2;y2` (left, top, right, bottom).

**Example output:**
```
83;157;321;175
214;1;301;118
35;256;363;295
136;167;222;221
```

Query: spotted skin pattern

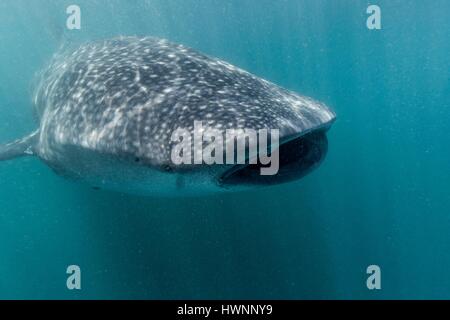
33;37;335;166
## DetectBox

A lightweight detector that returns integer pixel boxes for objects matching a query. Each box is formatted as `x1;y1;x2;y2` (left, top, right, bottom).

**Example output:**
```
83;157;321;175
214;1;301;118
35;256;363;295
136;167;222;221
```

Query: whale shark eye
163;165;173;173
219;130;328;186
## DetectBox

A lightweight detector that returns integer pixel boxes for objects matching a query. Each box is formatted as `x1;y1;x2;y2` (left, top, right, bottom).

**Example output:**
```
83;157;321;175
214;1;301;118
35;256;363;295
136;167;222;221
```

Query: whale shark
0;36;335;195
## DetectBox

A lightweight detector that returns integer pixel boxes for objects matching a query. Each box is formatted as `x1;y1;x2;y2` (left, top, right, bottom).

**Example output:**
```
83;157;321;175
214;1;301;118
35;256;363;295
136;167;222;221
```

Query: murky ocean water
0;0;449;299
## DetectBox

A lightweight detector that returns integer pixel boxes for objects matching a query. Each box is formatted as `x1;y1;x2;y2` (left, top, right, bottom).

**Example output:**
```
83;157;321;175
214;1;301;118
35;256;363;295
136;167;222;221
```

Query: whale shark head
1;37;335;196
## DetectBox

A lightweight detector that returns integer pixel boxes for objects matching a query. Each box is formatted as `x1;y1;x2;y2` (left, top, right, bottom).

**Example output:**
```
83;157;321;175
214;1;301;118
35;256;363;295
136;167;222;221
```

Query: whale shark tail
0;130;39;161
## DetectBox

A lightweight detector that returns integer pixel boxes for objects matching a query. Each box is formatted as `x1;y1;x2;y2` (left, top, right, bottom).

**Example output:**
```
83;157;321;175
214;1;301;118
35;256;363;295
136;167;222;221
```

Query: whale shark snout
220;129;330;187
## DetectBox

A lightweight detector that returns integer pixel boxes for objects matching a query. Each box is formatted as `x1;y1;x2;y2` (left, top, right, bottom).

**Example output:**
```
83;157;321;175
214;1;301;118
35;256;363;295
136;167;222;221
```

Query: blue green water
0;0;449;299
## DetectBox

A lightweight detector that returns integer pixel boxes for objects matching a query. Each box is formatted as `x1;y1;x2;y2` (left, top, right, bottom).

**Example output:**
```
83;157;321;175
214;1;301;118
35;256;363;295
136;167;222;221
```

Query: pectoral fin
0;130;39;161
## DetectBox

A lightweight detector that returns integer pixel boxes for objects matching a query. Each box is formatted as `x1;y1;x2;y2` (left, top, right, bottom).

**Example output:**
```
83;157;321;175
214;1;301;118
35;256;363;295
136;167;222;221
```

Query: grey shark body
1;37;335;195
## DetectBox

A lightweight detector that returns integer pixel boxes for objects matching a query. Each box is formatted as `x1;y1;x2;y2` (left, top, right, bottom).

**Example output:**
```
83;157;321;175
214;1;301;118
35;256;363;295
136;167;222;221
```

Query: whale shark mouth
219;130;329;186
